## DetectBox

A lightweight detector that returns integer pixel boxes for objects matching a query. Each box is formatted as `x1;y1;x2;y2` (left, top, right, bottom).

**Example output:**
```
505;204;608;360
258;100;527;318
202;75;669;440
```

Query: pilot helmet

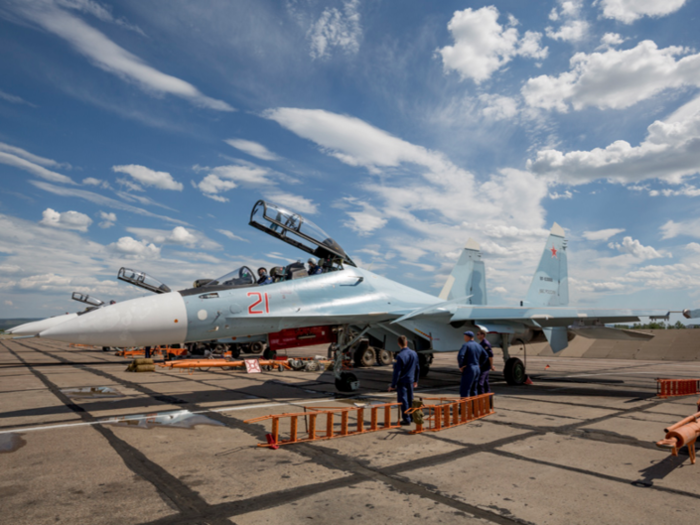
308;258;317;266
258;267;267;275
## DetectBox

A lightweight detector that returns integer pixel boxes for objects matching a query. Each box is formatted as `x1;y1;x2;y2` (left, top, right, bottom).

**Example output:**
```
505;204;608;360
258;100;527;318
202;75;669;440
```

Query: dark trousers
477;370;490;395
396;382;414;423
460;365;480;398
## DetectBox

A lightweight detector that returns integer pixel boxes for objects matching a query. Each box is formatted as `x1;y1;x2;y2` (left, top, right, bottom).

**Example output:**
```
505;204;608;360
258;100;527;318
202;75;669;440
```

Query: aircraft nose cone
40;293;188;347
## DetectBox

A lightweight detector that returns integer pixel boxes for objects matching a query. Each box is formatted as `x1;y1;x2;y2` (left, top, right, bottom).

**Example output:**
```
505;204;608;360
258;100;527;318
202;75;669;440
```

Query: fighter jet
7;292;104;337
38;200;679;391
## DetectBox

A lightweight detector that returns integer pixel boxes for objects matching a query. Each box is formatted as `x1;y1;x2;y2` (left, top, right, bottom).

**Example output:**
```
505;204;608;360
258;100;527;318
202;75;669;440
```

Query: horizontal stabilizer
391;295;472;324
570;327;654;342
543;326;569;353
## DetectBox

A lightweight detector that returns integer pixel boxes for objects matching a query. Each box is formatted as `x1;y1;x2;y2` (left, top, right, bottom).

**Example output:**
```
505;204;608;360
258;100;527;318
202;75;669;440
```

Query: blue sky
1;0;700;319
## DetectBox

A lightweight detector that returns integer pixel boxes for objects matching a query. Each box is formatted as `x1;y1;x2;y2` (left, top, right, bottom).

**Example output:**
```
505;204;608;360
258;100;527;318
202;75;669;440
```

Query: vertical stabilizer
524;223;569;307
439;238;487;304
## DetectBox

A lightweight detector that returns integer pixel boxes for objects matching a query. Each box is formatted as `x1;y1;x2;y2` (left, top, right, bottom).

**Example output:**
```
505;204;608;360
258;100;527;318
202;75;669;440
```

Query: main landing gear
332;325;366;392
501;334;529;386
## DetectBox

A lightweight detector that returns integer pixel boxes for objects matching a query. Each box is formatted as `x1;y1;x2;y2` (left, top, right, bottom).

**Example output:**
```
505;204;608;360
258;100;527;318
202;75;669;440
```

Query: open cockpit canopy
249;200;356;267
118;268;172;294
71;292;104;307
203;266;255;289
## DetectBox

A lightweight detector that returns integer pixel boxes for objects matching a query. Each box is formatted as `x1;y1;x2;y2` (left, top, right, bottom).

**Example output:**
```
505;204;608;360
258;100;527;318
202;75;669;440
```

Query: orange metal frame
406;393;495;434
244;402;402;447
159;358;292;370
656;379;700;399
656;408;700;465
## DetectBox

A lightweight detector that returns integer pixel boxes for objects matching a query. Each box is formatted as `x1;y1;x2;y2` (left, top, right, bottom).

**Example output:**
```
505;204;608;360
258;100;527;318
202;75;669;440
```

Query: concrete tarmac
2;338;700;525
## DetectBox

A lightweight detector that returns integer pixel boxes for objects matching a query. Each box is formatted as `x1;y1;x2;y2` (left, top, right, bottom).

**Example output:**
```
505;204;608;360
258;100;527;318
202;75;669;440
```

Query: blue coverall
391;347;420;423
257;275;273;285
309;265;323;275
477;338;494;395
457;341;487;398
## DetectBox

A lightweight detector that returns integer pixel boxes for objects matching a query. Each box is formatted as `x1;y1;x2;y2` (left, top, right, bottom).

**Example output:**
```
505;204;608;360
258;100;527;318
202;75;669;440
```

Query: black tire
355;346;376;367
229;344;241;359
418;353;433;378
335;372;359;392
251;341;265;354
504;357;527;385
263;347;277;360
376;348;392;366
102;347;110;352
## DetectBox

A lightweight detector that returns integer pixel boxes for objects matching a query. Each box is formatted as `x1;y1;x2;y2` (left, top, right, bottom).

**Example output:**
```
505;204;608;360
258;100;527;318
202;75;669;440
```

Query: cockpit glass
204;266;255;288
250;200;353;265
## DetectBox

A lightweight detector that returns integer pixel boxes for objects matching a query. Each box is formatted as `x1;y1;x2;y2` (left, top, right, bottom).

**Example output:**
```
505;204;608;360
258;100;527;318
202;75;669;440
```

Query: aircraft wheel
102;346;110;352
504;357;527;385
418;353;433;378
263;347;277;360
335;372;359;392
251;341;265;354
229;344;241;359
353;340;375;367
376;348;392;366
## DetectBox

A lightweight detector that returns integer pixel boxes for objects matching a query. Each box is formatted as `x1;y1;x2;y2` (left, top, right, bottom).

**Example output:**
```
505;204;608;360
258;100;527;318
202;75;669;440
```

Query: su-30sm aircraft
38;200;693;391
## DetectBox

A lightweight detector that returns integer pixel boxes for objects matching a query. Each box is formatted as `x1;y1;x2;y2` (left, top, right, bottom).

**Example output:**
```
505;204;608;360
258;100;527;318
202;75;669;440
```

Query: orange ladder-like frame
656;379;700;399
244;402;403;447
407;393;495;434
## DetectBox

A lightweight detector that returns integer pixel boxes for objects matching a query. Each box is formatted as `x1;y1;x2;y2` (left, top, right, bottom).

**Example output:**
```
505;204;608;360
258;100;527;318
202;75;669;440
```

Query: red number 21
247;292;270;315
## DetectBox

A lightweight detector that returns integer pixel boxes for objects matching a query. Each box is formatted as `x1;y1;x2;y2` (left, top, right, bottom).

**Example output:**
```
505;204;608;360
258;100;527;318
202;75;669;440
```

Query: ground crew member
477;329;495;395
257;267;272;285
308;258;323;275
388;335;419;425
457;331;487;398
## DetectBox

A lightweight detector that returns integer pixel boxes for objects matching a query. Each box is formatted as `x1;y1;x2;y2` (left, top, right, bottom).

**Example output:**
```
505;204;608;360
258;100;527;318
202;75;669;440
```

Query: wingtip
550;222;566;238
464;238;480;251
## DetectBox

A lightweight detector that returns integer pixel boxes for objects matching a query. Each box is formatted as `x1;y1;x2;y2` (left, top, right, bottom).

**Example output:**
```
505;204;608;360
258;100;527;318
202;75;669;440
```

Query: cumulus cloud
479;94;519;121
39;208;92;232
0;142;74;184
194;164;275;202
608;236;664;259
548;190;572;200
112;165;183;191
308;0;361;60
599;32;624;48
598;0;688;24
224;139;281;161
522;40;700;113
126;226;221;250
5;1;233;111
98;211;116;228
582;228;625;241
438;6;547;84
527;94;700;185
263;191;318;215
108;236;161;259
197;175;237;202
546;1;588;43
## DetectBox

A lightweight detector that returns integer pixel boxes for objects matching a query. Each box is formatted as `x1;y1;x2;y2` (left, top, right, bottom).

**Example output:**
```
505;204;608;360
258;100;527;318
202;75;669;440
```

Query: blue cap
463;331;474;338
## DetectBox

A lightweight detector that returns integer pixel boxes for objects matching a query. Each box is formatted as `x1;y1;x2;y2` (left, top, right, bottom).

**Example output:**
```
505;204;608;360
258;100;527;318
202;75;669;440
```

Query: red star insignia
550;246;557;258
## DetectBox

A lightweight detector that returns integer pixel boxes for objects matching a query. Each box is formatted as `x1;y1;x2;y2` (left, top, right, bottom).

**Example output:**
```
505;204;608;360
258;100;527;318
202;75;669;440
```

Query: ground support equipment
244;402;402;447
406;393;494;434
656;408;700;464
656;379;700;399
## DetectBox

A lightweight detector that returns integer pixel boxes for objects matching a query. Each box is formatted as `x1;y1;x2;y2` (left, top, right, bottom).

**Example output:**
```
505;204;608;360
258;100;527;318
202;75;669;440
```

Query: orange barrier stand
159;358;292;370
244;402;402;447
656;379;700;399
407;393;494;434
656;409;700;465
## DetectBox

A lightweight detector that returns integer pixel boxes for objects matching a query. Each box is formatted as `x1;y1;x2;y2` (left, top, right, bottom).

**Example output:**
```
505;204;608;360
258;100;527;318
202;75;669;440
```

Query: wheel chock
524;376;534;385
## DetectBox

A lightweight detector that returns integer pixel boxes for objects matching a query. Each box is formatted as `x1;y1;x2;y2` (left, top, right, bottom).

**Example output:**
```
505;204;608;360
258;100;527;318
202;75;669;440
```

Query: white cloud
224;139;280;161
263;191;318;215
0;90;36;107
56;0;144;34
479;94;519;121
7;2;233;111
653;185;700;197
308;0;361;60
548;190;572;200
197;175;237;202
98;211;116;228
546;20;588;42
112;165;183;191
438;6;547;84
582;228;625;241
342;200;387;235
4;300;12;306
194;163;280;201
660;218;700;240
527;94;700;185
83;177;111;189
522;40;699;113
39;208;92;232
608;236;664;259
598;0;688;24
126;226;221;250
0;146;74;184
686;242;700;253
492;286;508;294
108;236;161;259
30;180;188;225
216;229;248;243
599;32;624;48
